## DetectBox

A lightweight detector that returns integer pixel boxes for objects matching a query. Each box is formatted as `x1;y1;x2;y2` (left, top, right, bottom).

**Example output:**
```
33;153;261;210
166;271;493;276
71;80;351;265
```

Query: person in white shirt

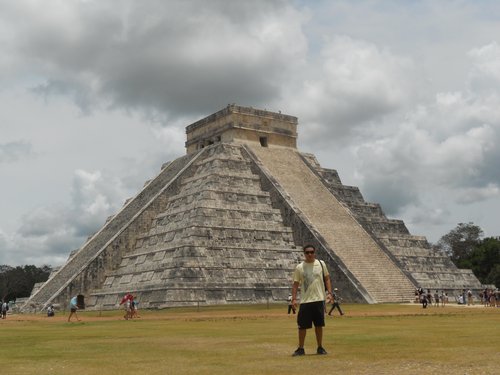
291;244;332;356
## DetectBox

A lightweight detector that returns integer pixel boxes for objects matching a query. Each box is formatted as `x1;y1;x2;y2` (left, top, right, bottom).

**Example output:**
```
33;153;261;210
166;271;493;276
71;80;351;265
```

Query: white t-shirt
293;259;329;304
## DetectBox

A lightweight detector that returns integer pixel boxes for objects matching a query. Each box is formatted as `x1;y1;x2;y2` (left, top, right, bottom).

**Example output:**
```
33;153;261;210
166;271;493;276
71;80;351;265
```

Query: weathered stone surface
22;105;484;311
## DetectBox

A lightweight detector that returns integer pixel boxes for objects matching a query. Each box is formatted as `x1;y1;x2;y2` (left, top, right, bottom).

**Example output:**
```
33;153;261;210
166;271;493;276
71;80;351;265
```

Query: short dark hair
303;244;315;252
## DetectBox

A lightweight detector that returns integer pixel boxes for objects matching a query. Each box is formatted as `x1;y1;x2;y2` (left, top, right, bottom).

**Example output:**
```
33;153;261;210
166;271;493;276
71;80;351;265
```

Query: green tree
0;264;51;301
436;222;483;267
469;237;500;287
486;264;500;289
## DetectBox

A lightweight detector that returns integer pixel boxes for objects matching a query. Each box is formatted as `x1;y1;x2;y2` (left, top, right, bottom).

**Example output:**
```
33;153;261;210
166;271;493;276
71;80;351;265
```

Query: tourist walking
291;244;332;356
1;301;8;319
131;299;140;318
426;289;433;307
327;288;344;316
433;291;439;307
67;296;81;322
440;290;447;307
421;293;428;308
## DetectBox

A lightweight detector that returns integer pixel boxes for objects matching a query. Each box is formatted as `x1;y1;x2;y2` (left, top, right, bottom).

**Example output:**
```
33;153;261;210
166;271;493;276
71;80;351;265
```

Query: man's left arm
324;274;332;302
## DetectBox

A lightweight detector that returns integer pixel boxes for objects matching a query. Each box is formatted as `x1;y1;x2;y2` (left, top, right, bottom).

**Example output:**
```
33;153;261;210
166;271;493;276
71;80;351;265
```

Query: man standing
291;244;332;356
467;289;473;305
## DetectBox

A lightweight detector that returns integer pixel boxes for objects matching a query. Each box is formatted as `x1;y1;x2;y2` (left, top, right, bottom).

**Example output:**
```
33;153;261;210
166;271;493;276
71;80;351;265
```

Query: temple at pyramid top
185;104;298;153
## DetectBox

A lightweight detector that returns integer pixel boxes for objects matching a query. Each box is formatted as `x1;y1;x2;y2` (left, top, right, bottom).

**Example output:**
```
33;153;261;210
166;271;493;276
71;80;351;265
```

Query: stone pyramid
23;105;483;311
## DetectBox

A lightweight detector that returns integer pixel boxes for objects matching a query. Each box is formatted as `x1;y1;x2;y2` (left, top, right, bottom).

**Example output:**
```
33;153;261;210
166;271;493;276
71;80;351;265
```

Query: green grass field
1;303;498;375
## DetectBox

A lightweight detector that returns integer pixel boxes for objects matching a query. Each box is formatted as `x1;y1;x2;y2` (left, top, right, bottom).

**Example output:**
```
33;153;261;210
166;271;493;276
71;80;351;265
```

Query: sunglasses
304;251;315;254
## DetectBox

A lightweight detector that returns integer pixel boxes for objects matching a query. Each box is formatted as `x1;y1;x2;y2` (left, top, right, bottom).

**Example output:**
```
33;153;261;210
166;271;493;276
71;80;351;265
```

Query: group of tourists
120;293;139;320
480;288;499;307
414;287;499;308
455;288;499;307
415;287;449;308
65;293;140;322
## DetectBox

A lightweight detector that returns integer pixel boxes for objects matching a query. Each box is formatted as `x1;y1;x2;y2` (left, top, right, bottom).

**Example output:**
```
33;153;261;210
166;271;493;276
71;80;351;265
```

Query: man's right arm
292;281;299;309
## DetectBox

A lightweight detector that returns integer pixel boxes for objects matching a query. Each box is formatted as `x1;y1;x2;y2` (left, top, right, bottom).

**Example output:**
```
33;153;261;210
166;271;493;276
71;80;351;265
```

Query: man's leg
314;326;323;348
337;304;344;315
298;328;307;348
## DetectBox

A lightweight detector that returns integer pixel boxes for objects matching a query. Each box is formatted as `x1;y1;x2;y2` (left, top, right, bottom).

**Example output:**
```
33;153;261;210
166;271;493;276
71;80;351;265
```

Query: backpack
319;260;329;293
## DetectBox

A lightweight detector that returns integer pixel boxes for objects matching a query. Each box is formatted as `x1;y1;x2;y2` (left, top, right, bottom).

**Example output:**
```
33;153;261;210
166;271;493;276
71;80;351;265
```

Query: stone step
123;248;299;264
386;246;443;257
165;189;272;208
376;234;430;247
326;185;365;204
135;223;294;241
181;170;259;186
358;217;409;234
154;207;284;226
346;202;385;218
193;153;251;167
319;169;342;185
107;259;295;278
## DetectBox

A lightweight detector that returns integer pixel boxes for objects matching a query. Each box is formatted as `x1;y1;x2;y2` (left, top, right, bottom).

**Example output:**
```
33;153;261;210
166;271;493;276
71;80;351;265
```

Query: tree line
0;264;51;302
433;222;500;287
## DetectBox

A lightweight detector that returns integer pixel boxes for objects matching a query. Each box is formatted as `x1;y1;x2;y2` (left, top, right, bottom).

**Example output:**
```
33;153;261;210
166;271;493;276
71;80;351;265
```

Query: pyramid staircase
301;153;483;293
247;146;416;303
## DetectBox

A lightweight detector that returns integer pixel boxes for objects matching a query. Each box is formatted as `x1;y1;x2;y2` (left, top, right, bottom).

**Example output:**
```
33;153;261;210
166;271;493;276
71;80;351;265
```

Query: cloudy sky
1;0;499;267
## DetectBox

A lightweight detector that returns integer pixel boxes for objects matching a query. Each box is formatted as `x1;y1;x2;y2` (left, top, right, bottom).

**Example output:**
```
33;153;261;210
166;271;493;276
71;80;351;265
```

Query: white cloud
286;35;417;145
456;183;500;204
467;41;500;91
1;0;309;119
336;39;500;245
6;168;130;265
